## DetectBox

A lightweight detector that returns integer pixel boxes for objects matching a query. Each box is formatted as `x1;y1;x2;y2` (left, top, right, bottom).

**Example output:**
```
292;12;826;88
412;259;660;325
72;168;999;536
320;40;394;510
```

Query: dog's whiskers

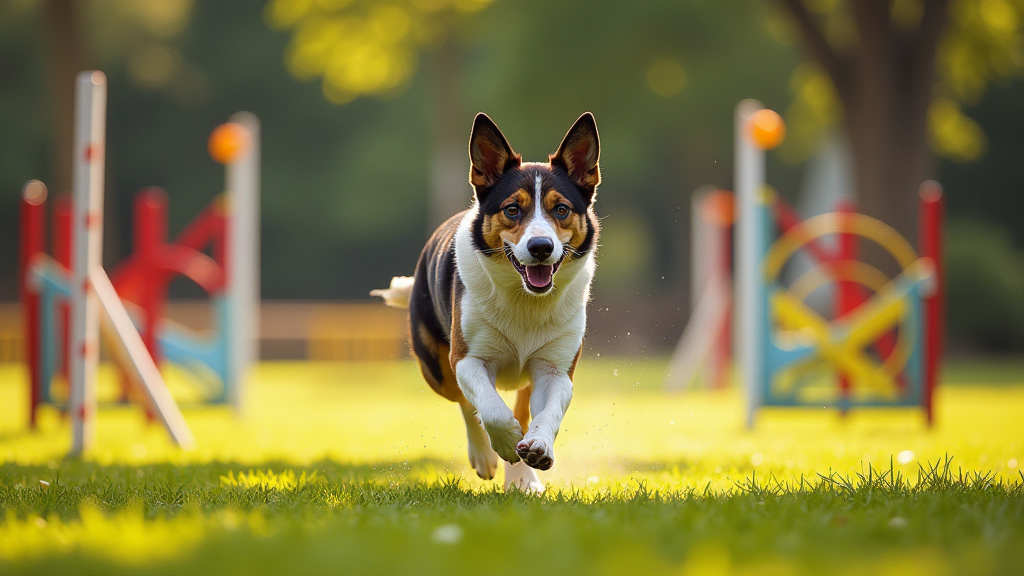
478;245;505;257
562;246;584;260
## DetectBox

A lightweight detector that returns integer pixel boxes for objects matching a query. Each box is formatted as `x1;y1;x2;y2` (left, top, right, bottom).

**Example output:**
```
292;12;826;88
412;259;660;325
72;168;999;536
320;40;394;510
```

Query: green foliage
770;0;1024;163
0;0;804;300
946;219;1024;351
265;0;493;104
2;0;1024;325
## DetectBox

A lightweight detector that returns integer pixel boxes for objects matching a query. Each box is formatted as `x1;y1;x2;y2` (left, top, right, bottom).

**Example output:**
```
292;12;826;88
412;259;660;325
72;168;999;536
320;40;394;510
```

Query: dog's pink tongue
526;265;553;288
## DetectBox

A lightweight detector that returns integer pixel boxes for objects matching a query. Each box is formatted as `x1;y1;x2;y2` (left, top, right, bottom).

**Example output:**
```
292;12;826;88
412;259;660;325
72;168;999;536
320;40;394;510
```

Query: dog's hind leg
409;324;498;480
503;386;544;493
504;460;545;494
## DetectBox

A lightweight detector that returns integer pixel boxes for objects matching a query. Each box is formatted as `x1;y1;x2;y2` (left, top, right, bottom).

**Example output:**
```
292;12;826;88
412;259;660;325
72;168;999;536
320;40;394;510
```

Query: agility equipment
666;101;945;426
665;188;733;390
733;100;944;426
106;112;260;410
20;72;192;453
18;71;260;453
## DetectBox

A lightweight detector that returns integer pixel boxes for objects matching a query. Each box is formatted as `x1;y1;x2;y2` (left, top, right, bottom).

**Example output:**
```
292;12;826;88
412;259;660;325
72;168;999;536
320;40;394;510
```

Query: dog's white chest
452;207;594;387
460;292;585;387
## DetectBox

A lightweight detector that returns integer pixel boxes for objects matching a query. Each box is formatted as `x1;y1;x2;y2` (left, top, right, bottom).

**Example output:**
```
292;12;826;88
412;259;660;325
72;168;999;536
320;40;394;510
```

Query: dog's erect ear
468;113;521;194
551;112;601;194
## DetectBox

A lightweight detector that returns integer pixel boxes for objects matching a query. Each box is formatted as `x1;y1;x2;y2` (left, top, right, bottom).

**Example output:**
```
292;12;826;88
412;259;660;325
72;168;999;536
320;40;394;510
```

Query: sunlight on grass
1;358;1022;575
219;469;323;490
1;358;1022;489
0;506;208;565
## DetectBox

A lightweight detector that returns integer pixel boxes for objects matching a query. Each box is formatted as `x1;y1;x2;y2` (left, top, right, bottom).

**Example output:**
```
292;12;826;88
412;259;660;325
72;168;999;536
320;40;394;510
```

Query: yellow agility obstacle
733;100;945;427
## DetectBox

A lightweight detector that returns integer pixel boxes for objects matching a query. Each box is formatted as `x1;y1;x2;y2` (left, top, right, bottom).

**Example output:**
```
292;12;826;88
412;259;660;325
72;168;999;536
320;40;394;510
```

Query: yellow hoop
784;259;914;381
765;212;919;283
787;260;891;303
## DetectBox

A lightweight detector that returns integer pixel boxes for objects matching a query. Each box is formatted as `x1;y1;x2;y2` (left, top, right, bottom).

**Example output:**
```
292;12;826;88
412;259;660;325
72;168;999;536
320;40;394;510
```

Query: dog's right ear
468;113;521;197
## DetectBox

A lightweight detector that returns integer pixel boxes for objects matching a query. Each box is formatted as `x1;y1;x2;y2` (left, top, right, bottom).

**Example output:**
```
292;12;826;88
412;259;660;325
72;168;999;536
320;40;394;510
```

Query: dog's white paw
504;460;545;494
468;446;499;480
482;412;524;464
465;418;499;480
516;436;554;470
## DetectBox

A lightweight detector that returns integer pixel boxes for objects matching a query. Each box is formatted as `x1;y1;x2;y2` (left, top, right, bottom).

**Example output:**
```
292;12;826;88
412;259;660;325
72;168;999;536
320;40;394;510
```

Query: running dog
372;112;600;492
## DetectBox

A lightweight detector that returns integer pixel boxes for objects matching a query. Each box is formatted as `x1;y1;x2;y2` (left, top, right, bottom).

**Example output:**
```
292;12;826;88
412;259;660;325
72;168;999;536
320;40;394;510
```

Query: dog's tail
370;276;415;309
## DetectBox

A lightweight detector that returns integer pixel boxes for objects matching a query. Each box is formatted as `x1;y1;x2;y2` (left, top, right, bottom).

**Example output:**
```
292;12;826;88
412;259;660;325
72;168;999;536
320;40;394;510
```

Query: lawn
1;358;1023;575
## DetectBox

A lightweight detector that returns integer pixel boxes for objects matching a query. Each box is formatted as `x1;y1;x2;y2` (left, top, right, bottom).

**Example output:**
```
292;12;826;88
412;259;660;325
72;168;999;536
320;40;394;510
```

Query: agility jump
18;71;261;454
668;100;944;427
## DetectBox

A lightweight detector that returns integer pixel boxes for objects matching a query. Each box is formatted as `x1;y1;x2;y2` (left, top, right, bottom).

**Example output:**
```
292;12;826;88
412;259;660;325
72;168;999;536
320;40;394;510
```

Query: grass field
1;358;1023;575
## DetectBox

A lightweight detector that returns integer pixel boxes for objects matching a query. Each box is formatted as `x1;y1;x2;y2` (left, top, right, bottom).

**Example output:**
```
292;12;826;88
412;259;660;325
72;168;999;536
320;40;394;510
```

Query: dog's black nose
527;237;554;260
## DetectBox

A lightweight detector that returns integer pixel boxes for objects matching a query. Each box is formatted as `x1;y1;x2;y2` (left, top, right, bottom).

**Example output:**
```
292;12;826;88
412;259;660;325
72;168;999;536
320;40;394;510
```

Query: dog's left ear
551;112;600;197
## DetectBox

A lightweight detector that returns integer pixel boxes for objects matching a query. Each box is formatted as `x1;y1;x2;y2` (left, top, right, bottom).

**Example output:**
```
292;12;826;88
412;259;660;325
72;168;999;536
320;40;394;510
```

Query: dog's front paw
482;413;524;464
468;447;499;480
466;427;498;480
516;436;554;470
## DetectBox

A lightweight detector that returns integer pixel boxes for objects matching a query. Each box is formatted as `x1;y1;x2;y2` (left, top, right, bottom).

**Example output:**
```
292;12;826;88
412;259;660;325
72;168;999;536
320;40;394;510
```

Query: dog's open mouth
505;248;563;293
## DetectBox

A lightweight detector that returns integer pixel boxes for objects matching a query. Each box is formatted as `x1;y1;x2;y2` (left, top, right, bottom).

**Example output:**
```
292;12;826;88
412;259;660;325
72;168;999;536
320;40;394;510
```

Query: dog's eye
553;204;571;220
503;205;520;219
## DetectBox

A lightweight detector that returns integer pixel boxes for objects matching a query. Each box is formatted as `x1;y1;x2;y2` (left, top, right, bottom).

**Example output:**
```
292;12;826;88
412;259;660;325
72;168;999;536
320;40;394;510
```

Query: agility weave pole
67;71;194;454
665;188;733;391
734;100;767;428
225;112;261;413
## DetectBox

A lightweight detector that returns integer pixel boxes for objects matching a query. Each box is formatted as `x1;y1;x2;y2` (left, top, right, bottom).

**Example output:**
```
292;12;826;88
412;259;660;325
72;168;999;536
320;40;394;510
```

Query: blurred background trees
1;0;1021;353
771;0;1024;245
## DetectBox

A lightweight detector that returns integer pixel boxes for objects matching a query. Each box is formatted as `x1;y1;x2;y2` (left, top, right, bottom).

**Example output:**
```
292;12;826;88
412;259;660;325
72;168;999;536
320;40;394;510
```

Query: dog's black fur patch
408;212;462;384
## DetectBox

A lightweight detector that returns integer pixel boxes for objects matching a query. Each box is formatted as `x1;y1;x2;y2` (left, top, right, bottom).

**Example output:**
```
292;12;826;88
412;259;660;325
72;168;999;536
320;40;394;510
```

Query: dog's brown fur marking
414;322;464;402
478;189;533;252
449;284;468;367
543;190;591;249
514;386;532;434
568;343;583;380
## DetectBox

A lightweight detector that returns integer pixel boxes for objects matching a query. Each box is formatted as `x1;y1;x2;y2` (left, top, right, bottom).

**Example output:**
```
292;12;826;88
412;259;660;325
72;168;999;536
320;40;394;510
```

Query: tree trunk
428;38;468;232
776;0;949;259
844;73;931;256
42;0;85;196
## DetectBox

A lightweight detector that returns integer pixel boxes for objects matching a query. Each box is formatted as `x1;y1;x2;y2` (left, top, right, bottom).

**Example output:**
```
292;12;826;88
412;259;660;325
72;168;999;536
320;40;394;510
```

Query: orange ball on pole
208;122;250;165
749;109;786;150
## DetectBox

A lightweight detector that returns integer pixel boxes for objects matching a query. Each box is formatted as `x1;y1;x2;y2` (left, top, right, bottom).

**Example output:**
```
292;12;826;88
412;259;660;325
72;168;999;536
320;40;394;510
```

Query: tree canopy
772;0;1024;163
0;0;1021;325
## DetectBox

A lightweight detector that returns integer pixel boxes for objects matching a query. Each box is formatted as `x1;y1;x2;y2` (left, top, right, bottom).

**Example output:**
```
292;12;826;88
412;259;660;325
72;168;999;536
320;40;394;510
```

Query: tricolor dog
372;112;600;492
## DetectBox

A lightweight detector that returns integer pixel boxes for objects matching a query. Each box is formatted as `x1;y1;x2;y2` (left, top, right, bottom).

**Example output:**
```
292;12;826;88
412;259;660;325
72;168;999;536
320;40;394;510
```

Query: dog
372;112;600;492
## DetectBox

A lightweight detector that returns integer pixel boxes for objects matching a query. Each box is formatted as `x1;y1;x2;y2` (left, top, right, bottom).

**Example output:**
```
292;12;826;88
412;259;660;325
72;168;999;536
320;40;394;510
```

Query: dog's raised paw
516;437;554;470
463;405;499;479
467;440;498;480
482;415;524;464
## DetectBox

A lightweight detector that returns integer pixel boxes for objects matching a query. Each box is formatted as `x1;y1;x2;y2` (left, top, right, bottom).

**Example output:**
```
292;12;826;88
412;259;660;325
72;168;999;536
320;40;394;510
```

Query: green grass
1;358;1023;575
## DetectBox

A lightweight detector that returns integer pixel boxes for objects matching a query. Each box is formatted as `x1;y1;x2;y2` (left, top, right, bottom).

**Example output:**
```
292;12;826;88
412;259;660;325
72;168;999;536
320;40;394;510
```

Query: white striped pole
734;100;766;429
69;71;106;455
226;112;260;413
